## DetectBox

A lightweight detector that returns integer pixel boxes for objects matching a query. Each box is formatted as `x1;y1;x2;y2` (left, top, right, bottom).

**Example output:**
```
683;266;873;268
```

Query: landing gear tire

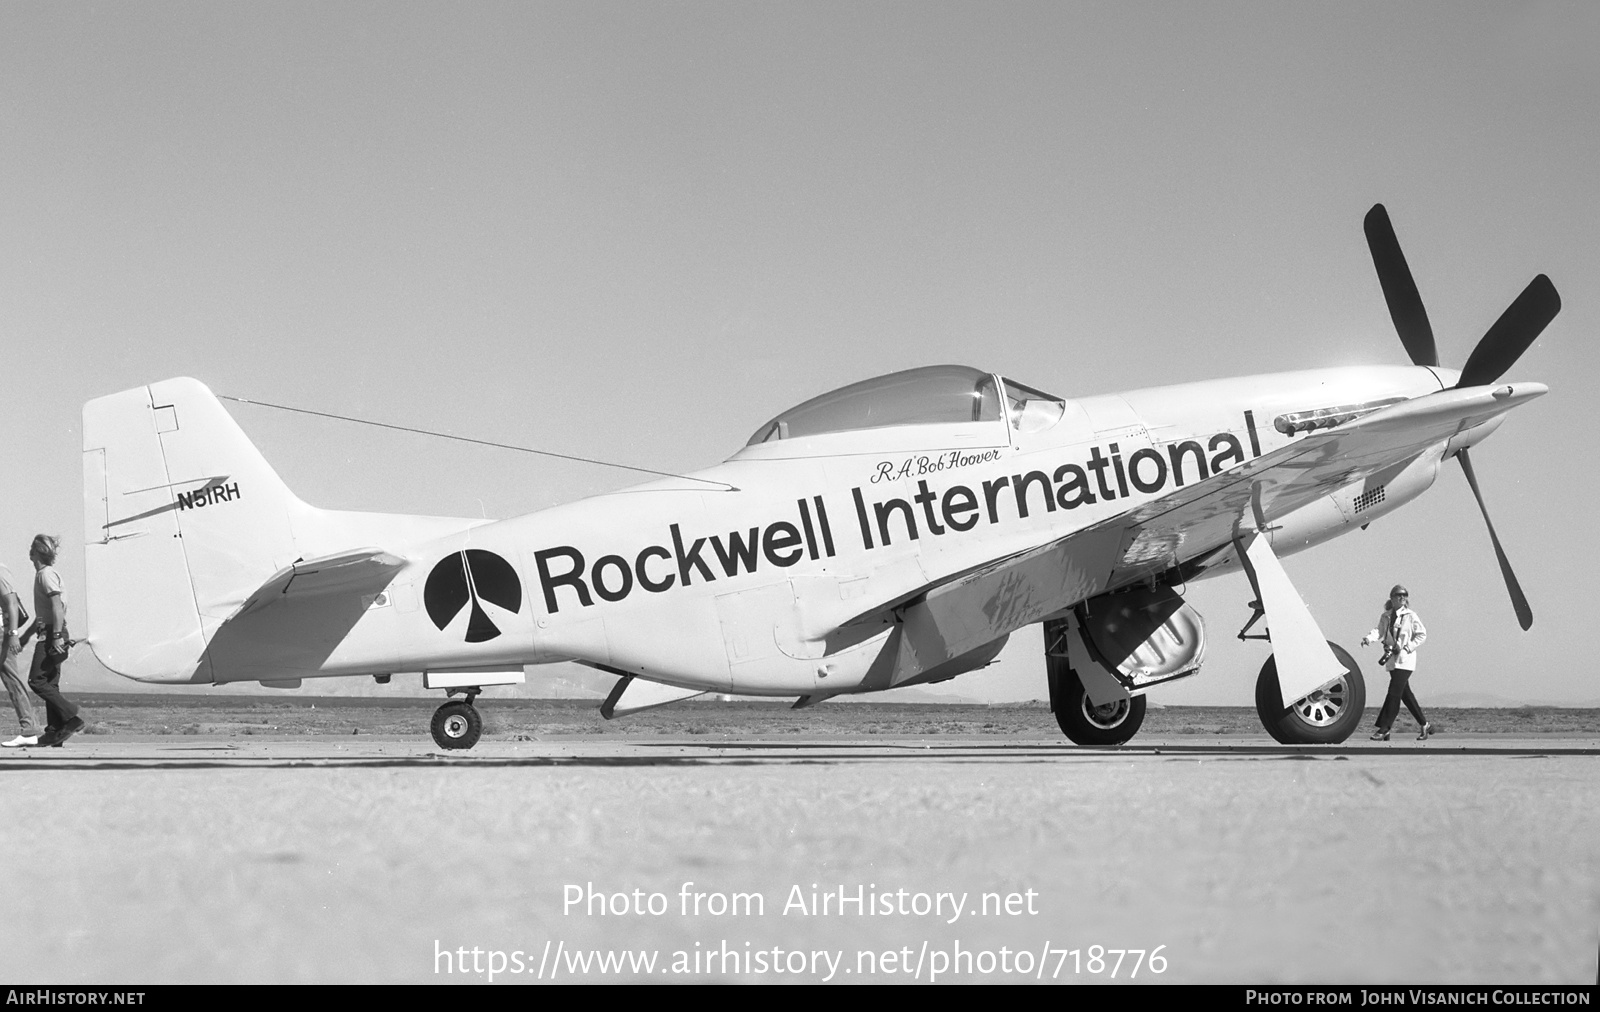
1254;642;1365;745
1053;669;1147;747
431;700;482;750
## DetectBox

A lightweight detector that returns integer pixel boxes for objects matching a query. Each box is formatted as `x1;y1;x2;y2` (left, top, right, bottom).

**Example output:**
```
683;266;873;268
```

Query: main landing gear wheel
431;700;482;750
1053;669;1147;747
1254;642;1366;745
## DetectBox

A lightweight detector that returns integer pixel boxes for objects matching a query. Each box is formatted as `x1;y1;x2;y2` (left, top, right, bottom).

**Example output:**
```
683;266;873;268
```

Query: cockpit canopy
747;365;1065;445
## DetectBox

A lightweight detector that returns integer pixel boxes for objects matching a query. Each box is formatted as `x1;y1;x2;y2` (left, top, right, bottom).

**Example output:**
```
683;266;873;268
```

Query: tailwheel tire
431;700;482;750
1053;668;1147;746
1254;642;1366;745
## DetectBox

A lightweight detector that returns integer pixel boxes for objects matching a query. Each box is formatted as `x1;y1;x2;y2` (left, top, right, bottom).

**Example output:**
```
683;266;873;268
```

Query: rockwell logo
424;549;523;642
531;412;1269;615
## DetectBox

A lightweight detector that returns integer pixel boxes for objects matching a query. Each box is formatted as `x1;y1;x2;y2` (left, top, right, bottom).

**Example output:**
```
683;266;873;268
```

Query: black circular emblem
424;549;523;643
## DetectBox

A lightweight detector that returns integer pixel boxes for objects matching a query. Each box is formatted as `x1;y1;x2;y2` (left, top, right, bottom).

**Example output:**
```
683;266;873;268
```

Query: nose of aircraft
1445;413;1505;456
1491;380;1549;404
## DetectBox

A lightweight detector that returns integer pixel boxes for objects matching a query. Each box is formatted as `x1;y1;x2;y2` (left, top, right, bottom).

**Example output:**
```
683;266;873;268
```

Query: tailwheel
1051;666;1146;746
431;700;482;750
1254;642;1366;744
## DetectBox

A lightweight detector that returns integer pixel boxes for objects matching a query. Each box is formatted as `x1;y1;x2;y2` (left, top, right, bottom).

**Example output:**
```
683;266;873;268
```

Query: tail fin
86;378;491;683
84;378;309;682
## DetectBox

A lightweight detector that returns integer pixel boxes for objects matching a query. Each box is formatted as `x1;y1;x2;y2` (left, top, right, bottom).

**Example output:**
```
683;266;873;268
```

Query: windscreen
1001;377;1066;433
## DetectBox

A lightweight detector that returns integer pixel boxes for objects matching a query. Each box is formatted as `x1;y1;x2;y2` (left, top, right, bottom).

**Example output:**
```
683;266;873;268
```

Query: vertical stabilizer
83;378;303;682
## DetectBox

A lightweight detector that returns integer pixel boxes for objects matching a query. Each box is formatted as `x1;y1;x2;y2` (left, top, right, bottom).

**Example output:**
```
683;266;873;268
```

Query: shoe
1;735;38;748
52;716;85;745
1369;729;1391;741
33;729;59;747
1416;723;1432;741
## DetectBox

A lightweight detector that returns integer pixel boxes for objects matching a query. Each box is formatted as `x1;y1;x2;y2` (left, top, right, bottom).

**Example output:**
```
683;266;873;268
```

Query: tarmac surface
2;733;1598;984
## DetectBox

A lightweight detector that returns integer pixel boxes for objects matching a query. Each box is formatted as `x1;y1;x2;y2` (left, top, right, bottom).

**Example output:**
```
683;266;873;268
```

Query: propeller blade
1457;274;1561;388
1457;448;1532;630
1364;204;1439;368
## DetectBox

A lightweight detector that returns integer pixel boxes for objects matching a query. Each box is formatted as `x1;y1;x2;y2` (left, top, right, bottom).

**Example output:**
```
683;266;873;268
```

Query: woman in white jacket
1362;585;1430;741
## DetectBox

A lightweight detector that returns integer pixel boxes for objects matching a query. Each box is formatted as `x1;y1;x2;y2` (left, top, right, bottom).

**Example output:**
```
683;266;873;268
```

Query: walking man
20;535;82;746
1362;584;1430;741
0;561;43;747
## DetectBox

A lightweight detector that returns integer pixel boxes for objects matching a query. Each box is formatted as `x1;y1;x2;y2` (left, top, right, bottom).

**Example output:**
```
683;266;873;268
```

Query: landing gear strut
1233;523;1366;745
431;687;483;750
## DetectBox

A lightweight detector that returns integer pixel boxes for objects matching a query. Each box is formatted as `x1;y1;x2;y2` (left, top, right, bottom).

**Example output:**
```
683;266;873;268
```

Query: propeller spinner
1363;204;1559;630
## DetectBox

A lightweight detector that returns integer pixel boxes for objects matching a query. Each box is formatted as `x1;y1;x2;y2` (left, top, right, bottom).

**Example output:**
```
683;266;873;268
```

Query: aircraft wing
879;382;1545;683
1112;381;1547;581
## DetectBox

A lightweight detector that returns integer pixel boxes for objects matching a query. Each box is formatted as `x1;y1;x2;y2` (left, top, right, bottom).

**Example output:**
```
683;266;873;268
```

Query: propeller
1456;448;1533;631
1457;274;1561;388
1363;203;1559;629
1363;204;1439;368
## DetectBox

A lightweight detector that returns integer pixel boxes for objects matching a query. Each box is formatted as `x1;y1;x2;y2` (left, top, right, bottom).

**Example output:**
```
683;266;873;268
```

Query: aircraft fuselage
257;364;1467;696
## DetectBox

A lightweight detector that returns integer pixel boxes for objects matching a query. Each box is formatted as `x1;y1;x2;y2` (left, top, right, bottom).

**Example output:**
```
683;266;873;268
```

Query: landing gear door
1072;586;1208;698
1059;617;1131;706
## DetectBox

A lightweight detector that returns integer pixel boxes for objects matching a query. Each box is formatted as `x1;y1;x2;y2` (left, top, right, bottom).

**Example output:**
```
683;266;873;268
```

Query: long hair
30;534;59;566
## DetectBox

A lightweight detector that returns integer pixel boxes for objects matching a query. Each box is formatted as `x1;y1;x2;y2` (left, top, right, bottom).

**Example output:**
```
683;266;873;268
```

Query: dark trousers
1376;668;1425;731
27;642;78;729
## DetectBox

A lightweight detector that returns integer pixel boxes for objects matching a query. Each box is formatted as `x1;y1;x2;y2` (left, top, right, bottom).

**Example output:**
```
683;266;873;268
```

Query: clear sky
2;2;1596;704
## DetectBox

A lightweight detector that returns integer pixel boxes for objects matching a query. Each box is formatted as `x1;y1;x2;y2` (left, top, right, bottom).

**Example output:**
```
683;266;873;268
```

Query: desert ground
37;693;1600;739
1;696;1597;984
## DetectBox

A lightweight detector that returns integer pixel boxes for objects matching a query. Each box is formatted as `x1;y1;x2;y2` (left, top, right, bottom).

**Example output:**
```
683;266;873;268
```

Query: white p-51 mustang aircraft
81;206;1558;749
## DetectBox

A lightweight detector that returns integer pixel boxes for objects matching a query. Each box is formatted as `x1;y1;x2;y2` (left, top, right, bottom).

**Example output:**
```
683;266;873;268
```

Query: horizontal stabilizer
600;675;707;719
198;547;409;683
236;548;405;617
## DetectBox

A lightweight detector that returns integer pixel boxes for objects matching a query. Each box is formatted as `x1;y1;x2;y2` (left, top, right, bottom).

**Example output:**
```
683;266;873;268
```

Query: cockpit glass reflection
749;365;1004;444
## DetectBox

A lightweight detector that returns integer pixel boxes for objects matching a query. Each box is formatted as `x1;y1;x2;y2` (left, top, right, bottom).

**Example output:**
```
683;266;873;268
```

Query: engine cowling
1266;445;1445;556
